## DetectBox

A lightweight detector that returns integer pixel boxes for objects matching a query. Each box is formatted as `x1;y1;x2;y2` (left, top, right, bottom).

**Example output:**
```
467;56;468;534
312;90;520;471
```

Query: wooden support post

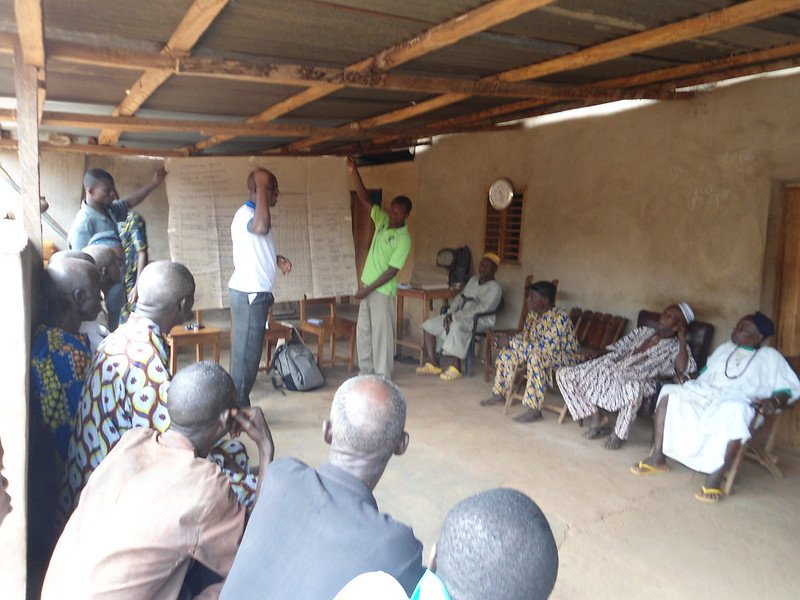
13;43;42;253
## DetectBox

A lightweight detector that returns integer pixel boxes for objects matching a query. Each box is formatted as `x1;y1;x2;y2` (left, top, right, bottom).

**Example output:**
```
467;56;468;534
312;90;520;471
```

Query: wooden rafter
591;41;800;90
495;0;800;83
186;0;557;153
98;0;229;145
37;41;639;101
345;46;800;157
286;0;800;153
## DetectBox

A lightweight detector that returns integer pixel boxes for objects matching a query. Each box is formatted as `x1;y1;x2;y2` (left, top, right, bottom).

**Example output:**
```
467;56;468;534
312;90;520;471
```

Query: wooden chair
723;356;800;495
166;310;222;375
724;402;797;495
258;308;294;373
298;297;356;373
484;275;534;382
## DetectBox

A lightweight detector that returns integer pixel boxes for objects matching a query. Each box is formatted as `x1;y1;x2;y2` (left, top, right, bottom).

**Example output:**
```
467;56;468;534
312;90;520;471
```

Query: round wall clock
489;178;514;210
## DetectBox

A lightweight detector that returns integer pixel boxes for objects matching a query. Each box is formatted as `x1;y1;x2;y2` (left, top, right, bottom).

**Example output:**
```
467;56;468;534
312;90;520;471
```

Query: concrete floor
199;345;800;600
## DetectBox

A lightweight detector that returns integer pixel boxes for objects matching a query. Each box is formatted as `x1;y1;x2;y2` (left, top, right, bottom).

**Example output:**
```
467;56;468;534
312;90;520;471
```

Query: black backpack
270;342;325;392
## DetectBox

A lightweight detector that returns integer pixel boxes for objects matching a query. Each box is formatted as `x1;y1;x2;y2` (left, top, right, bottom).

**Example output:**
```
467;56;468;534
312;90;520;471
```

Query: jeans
229;289;274;406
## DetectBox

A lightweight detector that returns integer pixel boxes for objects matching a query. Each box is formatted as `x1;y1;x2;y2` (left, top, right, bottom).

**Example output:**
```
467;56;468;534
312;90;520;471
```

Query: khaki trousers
356;291;396;380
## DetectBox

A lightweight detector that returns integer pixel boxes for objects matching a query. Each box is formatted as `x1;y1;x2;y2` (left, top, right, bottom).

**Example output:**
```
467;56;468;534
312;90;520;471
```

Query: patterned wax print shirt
30;326;92;460
118;211;148;322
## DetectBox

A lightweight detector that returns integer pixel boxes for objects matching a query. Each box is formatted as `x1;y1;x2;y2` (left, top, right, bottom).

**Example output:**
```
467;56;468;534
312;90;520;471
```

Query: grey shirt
68;199;129;250
220;458;424;600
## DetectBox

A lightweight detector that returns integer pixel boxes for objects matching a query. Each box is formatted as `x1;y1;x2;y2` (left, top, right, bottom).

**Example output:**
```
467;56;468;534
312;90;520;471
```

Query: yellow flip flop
694;486;725;503
439;366;462;381
415;362;442;375
630;460;670;475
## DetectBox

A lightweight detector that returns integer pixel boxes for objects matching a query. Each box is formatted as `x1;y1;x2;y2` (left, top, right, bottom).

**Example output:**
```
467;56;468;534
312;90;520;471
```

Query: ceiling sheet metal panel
281;87;429;123
208;136;301;154
42;0;196;45
142;76;307;117
195;0;483;68
46;63;144;105
120;131;205;145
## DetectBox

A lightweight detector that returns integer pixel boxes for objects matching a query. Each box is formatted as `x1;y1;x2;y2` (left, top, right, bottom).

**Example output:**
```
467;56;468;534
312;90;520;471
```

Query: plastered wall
404;72;800;346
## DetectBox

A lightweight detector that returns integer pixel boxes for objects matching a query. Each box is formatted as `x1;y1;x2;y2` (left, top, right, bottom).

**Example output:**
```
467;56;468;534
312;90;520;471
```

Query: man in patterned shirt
481;281;579;423
557;303;695;449
31;255;103;459
118;209;148;323
61;260;257;516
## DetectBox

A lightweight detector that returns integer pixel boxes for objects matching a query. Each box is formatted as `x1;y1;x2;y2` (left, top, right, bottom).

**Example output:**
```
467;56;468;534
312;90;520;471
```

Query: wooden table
395;286;458;365
166;324;222;375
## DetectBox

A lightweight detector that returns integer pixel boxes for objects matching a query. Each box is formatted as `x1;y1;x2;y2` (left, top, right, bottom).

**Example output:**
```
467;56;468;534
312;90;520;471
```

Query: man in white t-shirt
229;168;292;406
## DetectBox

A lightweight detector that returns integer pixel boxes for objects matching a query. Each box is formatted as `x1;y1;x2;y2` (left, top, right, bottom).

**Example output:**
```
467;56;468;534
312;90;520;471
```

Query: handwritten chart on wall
165;156;357;310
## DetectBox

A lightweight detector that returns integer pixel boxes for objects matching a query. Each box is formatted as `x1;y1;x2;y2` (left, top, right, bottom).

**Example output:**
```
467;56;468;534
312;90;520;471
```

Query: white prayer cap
677;302;695;324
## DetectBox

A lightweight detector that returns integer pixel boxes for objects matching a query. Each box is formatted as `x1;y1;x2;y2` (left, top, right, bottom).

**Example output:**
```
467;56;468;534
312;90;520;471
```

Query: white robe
660;341;800;474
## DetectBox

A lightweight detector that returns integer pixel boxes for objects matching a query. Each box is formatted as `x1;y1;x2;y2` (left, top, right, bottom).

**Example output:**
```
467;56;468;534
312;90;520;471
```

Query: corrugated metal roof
1;0;798;156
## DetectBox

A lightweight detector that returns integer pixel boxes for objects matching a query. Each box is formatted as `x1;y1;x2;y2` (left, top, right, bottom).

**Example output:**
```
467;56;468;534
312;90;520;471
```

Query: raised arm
122;168;167;208
346;157;372;211
249;169;273;235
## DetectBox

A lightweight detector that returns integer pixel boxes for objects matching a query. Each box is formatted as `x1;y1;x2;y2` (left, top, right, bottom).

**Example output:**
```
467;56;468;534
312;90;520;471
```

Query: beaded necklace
724;345;757;379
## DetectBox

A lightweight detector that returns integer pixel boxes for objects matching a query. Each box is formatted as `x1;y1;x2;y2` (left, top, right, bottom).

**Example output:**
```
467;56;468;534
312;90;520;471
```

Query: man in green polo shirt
347;157;412;381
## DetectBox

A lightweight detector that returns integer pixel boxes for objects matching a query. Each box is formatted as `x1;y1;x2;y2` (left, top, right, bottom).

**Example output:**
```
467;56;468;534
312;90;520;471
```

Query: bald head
329;376;406;458
48;250;95;266
135;260;194;317
44;257;102;324
83;244;123;289
169;362;235;432
436;488;559;600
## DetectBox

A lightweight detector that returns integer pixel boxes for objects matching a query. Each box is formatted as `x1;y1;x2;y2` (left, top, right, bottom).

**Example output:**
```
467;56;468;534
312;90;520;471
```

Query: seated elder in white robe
660;316;800;474
416;253;501;381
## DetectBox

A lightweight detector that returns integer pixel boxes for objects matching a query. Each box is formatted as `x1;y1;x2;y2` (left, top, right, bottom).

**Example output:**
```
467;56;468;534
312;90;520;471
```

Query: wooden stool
299;297;357;373
166;311;222;375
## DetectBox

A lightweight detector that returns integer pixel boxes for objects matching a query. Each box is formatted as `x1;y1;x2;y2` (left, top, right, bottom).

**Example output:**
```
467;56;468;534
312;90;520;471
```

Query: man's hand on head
231;407;274;458
346;156;357;172
253;169;271;190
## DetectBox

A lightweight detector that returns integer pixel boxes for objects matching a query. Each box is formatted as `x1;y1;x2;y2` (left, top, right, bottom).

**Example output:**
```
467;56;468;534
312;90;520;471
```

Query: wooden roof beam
98;0;230;145
187;0;557;153
287;0;800;153
589;41;800;90
495;0;800;83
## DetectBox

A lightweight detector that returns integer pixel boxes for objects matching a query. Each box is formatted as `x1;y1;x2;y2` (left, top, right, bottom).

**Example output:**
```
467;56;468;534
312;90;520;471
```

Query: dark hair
83;168;114;190
391;195;412;215
169;362;236;430
526;280;556;304
436;488;559;600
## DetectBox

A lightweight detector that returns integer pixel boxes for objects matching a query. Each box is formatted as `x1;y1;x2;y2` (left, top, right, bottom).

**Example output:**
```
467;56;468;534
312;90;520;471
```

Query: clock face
489;178;514;210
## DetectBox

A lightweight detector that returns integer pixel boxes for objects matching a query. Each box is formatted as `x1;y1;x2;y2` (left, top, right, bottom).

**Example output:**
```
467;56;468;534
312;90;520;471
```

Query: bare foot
513;408;543;423
582;426;612;440
604;433;624;450
480;395;504;407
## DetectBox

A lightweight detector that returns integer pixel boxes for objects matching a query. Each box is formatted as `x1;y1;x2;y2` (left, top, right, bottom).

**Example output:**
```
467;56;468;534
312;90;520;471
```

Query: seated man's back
222;458;423;599
43;428;244;600
221;375;424;600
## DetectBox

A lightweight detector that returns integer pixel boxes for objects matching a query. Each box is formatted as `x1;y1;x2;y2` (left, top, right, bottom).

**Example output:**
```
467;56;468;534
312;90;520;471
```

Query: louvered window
483;194;523;264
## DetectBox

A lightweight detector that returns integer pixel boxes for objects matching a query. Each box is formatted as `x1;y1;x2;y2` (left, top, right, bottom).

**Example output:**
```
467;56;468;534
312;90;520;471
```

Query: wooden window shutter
483;194;524;264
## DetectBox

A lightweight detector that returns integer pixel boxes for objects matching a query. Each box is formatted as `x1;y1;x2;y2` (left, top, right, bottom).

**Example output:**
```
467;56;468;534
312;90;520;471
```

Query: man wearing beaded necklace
631;312;800;503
